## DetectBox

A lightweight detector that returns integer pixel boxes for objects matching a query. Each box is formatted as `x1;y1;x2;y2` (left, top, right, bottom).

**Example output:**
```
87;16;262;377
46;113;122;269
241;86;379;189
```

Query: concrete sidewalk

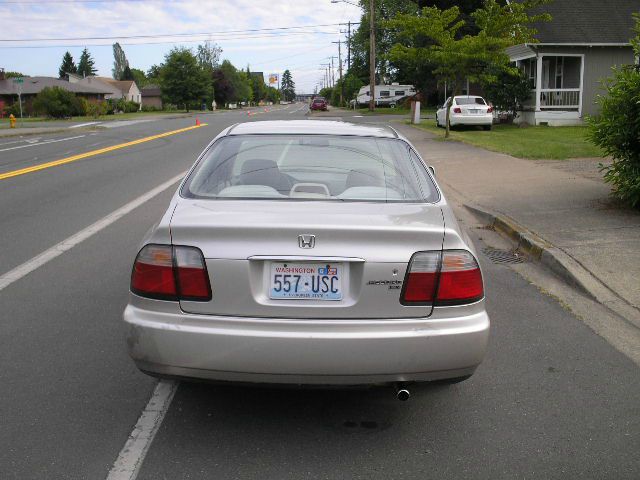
395;122;640;328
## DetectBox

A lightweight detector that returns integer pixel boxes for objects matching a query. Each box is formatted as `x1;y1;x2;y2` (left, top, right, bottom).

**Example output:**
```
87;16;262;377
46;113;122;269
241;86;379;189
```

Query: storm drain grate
482;247;526;264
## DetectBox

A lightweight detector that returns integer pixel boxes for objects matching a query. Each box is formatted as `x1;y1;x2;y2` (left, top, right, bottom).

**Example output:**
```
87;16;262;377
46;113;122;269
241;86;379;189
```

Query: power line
0;23;347;43
2;0;170;3
0;31;341;49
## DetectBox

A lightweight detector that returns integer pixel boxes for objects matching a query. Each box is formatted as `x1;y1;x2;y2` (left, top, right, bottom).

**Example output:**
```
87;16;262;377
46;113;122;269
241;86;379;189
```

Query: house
507;0;638;125
68;74;142;105
140;84;162;109
0;70;112;115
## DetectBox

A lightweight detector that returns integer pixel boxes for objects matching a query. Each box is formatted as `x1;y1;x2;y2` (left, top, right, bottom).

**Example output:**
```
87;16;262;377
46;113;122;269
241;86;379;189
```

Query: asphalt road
1;104;638;479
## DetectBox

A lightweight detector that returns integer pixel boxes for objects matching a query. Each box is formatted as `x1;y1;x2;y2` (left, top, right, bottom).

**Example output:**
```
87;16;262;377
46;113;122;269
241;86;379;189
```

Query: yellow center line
0;123;208;181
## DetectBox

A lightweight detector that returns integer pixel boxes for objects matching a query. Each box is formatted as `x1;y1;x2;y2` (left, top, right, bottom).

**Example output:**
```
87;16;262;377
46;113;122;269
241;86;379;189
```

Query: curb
465;203;640;330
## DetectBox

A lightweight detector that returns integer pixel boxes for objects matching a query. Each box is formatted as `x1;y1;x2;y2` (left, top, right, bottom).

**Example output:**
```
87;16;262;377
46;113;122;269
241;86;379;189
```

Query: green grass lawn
354;106;437;117
412;122;603;160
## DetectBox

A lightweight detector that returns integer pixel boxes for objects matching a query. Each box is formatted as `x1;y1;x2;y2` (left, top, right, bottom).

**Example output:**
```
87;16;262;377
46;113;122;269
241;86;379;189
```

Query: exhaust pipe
395;383;410;401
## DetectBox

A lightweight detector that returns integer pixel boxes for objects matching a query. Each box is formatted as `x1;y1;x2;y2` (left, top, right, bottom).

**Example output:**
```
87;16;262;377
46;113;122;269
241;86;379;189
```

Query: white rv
354;84;416;107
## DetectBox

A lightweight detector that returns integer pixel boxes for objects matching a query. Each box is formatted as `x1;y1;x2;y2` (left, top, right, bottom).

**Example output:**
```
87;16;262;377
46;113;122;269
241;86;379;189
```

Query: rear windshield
456;97;486;105
182;134;439;203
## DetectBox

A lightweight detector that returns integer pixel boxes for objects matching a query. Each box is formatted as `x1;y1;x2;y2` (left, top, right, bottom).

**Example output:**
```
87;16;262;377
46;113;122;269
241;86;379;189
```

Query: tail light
401;251;440;304
436;250;484;305
453;107;462;113
401;250;483;306
487;106;494;113
131;244;211;301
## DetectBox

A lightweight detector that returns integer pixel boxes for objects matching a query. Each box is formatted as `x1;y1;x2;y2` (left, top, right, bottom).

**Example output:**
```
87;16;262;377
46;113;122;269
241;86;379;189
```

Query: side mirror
429;165;436;176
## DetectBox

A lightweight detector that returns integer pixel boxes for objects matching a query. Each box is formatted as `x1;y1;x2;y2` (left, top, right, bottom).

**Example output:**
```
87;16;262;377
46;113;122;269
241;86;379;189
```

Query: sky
0;0;363;93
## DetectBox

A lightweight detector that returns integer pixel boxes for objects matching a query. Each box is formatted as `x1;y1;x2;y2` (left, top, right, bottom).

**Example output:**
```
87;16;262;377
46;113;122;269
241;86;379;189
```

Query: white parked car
436;96;493;130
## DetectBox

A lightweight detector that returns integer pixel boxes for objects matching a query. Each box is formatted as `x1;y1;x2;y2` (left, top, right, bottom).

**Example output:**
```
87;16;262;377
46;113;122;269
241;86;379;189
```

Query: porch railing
538;88;581;109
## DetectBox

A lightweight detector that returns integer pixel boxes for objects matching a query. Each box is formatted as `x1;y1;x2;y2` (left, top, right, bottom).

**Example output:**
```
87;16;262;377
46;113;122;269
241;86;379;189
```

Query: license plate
269;262;342;300
469;109;480;114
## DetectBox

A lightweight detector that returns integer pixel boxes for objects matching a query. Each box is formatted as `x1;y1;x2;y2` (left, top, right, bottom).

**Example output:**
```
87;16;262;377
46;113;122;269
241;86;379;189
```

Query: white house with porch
506;0;637;126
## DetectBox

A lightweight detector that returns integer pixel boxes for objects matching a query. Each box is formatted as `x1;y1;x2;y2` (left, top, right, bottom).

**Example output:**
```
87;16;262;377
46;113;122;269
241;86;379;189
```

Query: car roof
227;120;398;138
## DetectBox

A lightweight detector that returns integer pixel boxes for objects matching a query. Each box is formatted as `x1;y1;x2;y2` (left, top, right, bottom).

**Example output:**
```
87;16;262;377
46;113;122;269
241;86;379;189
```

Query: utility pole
347;21;351;70
330;56;335;88
321;63;331;90
369;0;375;111
332;41;344;105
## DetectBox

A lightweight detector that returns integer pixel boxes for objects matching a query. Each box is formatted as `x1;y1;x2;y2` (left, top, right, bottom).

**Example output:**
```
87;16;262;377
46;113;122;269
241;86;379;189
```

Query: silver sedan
123;120;489;395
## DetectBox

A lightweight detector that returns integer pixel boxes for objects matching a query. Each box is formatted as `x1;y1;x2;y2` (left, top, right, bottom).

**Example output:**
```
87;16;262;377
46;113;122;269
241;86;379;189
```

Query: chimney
0;68;5;81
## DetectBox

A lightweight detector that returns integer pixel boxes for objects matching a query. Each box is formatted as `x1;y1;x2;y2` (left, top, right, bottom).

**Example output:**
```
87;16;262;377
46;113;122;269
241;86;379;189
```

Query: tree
58;51;77;79
386;0;550;137
247;67;267;103
160;47;209;111
196;40;222;71
587;14;640;208
77;47;97;77
280;69;295;101
112;42;129;80
196;41;222;108
212;60;252;105
264;85;281;103
236;70;253;103
5;71;27;79
331;72;364;106
147;64;162;82
212;61;235;106
130;68;148;88
121;65;134;81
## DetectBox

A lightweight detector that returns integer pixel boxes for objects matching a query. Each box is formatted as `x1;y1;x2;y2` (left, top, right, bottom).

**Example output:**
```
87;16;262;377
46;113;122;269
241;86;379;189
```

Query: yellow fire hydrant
9;113;16;128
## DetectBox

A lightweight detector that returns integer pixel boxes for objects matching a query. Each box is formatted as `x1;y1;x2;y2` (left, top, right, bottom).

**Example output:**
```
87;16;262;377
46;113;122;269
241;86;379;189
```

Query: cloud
0;0;361;92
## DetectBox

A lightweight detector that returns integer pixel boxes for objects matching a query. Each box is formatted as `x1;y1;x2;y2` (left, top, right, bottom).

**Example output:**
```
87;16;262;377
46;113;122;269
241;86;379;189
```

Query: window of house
529;58;537;88
555;57;564;89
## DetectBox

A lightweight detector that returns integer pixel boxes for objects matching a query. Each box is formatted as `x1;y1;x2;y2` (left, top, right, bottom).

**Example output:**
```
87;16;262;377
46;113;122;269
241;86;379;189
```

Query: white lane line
0;138;37;147
106;380;179;480
69;121;100;129
0;134;86;152
0;171;187;292
100;119;153;129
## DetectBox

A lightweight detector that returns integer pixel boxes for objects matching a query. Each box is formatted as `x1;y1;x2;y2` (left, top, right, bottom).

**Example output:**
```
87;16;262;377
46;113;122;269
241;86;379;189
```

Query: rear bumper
450;114;493;126
124;303;490;385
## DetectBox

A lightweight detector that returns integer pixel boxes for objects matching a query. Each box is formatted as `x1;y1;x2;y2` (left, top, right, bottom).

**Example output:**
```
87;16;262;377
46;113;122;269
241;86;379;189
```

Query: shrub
4;102;22;117
483;68;532;123
588;64;640;208
123;100;140;113
141;104;161;112
79;98;109;118
32;87;83;118
588;14;640;208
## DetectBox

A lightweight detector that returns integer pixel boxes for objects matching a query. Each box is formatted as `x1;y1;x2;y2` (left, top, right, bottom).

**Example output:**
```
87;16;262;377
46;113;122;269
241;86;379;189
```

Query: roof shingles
0;76;113;95
531;0;638;44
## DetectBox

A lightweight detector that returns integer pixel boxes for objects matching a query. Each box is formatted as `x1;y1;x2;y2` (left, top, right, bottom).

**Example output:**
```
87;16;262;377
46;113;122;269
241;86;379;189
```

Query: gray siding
535;45;635;117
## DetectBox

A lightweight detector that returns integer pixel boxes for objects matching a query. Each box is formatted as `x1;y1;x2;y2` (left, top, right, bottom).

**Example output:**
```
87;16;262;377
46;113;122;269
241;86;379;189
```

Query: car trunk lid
171;199;444;318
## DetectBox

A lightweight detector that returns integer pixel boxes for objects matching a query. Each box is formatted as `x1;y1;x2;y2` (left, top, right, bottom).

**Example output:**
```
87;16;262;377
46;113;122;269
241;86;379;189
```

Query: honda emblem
298;234;316;249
